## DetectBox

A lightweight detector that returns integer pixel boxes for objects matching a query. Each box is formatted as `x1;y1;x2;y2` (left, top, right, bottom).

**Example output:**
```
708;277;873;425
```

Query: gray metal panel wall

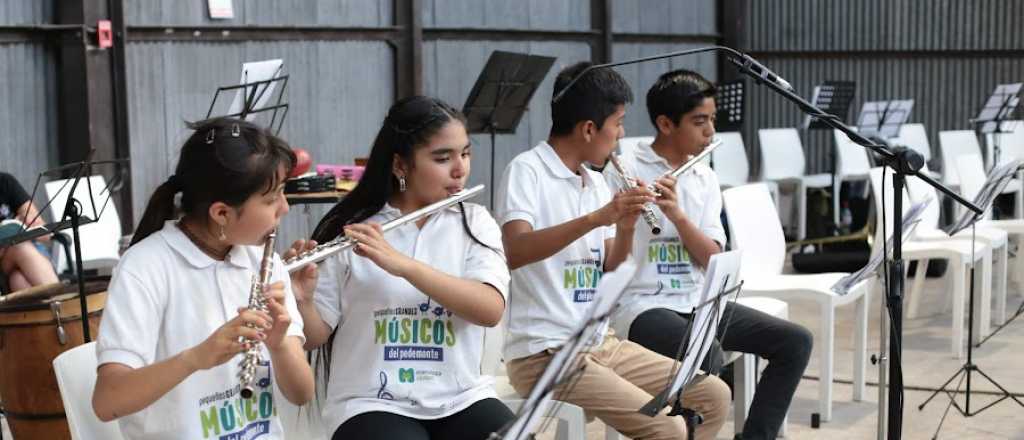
745;0;1024;52
125;0;392;26
0;1;53;24
0;2;57;191
612;42;718;137
422;0;590;30
126;41;394;244
423;41;592;209
0;43;58;190
739;0;1024;177
612;0;716;35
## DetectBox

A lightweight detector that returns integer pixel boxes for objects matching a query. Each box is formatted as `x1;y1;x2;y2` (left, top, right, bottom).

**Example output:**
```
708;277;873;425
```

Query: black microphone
726;53;793;91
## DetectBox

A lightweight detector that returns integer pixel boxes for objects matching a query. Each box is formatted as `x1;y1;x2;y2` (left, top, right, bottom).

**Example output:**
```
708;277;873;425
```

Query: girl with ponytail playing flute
92;118;314;440
287;96;514;440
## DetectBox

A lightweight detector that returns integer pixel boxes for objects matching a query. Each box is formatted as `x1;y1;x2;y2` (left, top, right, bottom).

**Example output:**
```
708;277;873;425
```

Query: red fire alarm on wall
97;20;113;49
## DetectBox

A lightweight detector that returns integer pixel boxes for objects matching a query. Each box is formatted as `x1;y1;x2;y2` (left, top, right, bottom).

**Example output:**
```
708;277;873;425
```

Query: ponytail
130;177;182;246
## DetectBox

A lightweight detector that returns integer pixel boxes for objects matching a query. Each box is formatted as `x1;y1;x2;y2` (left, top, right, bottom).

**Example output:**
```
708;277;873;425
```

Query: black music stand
1;153;127;343
802;81;857;232
919;160;1024;438
462;51;555;206
973;82;1021;170
205;62;290;134
715;80;745;133
639;251;743;440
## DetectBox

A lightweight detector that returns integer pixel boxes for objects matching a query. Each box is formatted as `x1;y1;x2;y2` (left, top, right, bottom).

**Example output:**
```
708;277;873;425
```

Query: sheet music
832;197;931;295
857;99;914;139
501;261;638;440
227;59;284;120
945;159;1023;235
666;251;740;395
977;83;1022;133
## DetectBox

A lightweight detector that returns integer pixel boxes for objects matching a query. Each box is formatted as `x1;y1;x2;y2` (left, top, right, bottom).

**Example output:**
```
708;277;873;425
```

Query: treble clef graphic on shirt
377;371;395;400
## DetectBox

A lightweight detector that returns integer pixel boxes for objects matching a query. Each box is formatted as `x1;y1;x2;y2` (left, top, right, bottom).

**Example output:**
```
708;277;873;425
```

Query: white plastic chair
53;342;126;440
985;121;1024;219
721;183;871;423
940;130;1023;218
714;132;751;189
983;120;1024;169
757;128;833;239
43;175;123;274
831;128;874;219
868;167;991;358
955;153;1024;325
728;296;790;437
904;162;1008;338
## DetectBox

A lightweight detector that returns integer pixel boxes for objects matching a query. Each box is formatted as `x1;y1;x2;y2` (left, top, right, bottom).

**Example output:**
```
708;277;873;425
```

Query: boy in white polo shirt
609;69;813;440
497;62;730;440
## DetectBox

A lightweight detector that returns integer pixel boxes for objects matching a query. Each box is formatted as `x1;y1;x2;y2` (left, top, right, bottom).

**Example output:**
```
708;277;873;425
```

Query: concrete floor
564;273;1024;439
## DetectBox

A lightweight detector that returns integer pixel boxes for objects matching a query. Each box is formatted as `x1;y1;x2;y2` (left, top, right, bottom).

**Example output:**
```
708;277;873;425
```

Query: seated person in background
0;172;58;291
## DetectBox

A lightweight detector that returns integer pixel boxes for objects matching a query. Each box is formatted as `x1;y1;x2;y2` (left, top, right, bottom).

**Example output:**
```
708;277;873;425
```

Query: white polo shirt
496;141;616;361
313;202;510;433
606;140;726;338
96;220;305;440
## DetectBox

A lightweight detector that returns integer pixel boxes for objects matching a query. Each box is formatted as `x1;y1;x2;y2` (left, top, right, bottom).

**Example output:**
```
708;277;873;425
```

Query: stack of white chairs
757;128;833;239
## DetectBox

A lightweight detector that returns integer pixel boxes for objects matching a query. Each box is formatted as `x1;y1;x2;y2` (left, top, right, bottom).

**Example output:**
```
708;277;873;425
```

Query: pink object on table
317;164;365;181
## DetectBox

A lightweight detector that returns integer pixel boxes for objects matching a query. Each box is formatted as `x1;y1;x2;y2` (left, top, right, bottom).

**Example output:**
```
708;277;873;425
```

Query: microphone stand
554;46;984;439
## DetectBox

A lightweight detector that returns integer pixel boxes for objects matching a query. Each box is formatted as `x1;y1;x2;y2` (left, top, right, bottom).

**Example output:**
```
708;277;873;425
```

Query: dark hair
311;95;468;243
309;95;496;390
550;61;633;137
131;118;296;246
646;69;717;127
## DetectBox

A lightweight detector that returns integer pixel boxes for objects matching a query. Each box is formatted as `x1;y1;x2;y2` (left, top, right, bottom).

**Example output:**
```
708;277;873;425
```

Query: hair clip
205;129;216;144
231;123;240;137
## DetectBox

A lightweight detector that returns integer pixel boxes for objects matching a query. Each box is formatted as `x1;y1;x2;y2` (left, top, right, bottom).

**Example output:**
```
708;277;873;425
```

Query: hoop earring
399;176;407;192
218;225;227;241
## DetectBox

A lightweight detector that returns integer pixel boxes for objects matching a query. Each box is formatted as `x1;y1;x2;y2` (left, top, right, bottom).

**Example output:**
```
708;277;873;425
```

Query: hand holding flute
607;155;663;234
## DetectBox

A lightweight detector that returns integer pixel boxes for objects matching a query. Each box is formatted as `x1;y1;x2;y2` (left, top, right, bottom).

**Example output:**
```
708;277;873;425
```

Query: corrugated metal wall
0;2;58;192
6;0;720;246
741;0;1024;176
124;3;394;244
125;1;392;26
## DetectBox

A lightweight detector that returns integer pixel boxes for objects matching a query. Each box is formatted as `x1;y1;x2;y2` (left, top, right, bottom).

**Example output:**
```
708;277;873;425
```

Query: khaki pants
507;336;730;440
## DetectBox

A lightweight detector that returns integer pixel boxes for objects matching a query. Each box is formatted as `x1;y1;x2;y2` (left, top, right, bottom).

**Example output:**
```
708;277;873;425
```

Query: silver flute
642;138;725;195
239;229;276;399
283;184;485;273
662;138;723;181
607;155;662;235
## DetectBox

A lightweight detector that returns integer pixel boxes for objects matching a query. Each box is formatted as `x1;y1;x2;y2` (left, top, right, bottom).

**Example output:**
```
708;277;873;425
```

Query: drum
0;277;108;440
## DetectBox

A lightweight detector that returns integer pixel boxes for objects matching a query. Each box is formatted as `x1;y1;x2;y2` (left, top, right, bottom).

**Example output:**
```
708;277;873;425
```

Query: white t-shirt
96;221;305;440
607;140;727;338
313;202;510;433
496;141;617;361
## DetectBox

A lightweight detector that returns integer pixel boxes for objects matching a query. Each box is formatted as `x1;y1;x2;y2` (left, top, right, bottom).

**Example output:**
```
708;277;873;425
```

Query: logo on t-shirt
196;360;277;440
647;237;695;291
563;248;603;303
374;300;457;363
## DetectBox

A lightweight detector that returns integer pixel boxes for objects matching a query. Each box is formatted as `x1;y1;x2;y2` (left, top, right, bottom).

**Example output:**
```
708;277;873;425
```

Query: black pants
332;398;514;440
629;302;813;440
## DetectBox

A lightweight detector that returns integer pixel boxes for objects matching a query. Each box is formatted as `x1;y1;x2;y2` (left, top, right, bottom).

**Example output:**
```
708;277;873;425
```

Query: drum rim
0;276;110;313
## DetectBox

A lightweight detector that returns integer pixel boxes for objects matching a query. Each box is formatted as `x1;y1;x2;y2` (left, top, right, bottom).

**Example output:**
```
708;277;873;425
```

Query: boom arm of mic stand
724;54;982;216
